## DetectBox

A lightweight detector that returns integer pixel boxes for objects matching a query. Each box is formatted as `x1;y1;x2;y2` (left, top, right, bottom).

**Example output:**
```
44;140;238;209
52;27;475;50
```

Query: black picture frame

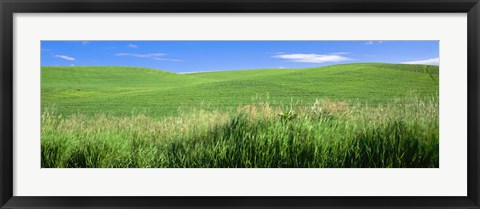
1;0;479;208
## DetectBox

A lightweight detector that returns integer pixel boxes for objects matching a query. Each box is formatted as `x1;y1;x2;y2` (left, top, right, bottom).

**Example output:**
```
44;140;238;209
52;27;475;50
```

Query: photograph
41;40;439;168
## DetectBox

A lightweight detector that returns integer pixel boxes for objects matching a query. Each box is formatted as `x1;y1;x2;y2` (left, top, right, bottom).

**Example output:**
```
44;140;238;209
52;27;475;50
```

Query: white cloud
115;53;182;61
70;64;75;66
272;53;351;63
178;70;214;74
128;44;138;48
54;55;75;61
330;52;351;55
365;41;383;45
401;57;439;65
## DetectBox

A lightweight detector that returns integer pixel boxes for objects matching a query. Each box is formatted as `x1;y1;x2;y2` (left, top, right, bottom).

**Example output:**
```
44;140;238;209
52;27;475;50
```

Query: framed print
1;0;479;208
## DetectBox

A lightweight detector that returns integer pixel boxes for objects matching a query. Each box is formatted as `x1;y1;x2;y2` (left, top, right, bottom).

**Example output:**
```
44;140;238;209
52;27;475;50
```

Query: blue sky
41;41;439;73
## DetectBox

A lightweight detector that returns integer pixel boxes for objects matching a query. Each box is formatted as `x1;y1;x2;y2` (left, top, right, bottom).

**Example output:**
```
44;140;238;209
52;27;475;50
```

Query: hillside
41;63;439;117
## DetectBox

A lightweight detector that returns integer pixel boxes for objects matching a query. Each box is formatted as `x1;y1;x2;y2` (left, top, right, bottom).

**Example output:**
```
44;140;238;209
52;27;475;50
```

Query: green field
41;63;439;168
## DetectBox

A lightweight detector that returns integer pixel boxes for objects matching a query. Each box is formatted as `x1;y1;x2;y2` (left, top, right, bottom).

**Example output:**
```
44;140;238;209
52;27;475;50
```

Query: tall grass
42;97;439;168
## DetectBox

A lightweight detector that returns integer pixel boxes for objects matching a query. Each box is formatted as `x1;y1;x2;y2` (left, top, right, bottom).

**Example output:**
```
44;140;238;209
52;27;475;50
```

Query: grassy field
41;63;439;168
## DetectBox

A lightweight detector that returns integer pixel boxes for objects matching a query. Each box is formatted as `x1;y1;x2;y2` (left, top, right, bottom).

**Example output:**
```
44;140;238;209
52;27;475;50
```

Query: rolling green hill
41;63;439;117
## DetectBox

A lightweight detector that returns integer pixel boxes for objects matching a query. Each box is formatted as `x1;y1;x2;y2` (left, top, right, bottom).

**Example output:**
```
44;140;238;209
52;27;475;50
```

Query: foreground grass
42;97;439;168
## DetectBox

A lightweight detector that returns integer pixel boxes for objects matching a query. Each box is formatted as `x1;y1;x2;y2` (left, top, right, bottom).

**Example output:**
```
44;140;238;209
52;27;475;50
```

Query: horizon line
40;61;439;74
